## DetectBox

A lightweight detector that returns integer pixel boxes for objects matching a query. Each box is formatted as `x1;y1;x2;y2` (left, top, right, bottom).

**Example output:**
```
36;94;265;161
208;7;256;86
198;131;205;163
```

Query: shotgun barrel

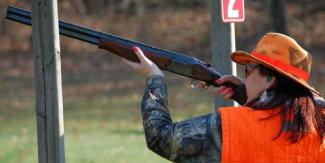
6;5;247;104
6;6;217;79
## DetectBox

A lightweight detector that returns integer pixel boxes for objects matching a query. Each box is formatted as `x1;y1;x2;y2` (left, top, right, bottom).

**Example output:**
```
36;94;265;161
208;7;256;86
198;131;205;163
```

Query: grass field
0;70;214;163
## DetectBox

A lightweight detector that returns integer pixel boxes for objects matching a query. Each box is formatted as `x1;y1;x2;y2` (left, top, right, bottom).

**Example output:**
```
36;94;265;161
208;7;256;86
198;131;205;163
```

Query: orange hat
231;32;320;95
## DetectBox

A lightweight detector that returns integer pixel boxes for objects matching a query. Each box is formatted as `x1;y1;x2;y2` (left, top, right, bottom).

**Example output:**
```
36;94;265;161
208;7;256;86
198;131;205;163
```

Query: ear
266;76;276;88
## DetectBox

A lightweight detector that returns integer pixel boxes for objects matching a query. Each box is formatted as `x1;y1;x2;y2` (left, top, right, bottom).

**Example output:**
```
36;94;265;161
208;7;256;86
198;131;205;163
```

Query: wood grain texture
32;0;65;163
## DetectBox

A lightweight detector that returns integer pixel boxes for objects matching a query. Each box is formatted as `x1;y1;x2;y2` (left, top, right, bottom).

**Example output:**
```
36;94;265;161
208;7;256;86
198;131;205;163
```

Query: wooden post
32;0;65;163
210;0;237;109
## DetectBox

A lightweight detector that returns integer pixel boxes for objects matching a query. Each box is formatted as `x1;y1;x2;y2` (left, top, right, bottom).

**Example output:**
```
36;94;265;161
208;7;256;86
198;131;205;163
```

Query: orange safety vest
219;106;325;163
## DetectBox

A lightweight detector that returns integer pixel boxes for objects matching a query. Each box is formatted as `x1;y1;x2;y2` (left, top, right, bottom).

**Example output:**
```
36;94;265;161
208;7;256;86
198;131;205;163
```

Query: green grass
0;71;214;163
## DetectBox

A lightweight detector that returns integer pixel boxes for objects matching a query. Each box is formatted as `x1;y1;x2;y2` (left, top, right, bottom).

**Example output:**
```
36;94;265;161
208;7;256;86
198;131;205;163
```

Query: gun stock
6;5;247;104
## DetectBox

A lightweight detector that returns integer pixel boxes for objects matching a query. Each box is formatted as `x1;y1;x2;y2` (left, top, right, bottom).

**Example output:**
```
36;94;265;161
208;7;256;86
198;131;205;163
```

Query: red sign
221;0;245;23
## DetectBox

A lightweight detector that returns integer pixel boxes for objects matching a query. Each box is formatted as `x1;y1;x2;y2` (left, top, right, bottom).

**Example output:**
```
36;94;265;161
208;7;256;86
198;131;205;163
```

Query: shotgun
5;5;247;104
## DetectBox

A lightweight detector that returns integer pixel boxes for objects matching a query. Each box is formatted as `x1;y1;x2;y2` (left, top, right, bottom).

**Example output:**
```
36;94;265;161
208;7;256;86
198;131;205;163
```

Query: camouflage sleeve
141;75;222;163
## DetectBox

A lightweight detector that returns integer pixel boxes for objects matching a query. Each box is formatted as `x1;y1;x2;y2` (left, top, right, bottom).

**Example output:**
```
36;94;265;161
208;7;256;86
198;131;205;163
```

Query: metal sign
221;0;245;23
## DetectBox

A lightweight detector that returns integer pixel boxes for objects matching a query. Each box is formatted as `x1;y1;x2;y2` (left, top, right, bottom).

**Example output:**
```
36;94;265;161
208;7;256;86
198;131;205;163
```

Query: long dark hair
247;65;325;143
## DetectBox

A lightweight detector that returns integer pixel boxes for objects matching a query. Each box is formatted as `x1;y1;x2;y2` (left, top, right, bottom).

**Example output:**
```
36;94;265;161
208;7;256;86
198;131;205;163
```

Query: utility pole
32;0;65;162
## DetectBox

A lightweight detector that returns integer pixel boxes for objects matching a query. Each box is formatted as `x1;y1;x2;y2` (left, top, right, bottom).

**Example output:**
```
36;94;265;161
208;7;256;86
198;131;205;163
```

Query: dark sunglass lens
245;67;249;77
245;64;258;77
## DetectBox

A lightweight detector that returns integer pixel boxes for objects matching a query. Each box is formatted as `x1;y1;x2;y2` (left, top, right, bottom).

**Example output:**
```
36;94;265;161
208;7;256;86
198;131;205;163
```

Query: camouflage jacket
141;75;222;163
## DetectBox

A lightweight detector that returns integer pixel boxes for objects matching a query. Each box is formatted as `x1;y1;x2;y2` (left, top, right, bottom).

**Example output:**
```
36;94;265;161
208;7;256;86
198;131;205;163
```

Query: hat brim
231;51;321;96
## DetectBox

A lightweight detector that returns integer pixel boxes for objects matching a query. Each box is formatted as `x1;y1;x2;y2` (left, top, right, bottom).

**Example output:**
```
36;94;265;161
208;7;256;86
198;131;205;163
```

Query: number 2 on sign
221;0;245;22
228;0;239;18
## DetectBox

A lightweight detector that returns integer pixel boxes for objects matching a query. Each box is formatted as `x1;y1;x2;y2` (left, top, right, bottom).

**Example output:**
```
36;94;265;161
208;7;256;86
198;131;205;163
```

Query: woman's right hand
212;75;243;100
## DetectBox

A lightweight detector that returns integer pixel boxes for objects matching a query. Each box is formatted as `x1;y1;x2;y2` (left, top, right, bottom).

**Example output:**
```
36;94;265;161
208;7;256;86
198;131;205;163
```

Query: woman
124;33;325;162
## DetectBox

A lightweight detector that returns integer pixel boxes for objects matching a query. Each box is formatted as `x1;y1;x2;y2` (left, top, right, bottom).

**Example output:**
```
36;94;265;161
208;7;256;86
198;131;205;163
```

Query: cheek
244;71;266;99
245;77;255;97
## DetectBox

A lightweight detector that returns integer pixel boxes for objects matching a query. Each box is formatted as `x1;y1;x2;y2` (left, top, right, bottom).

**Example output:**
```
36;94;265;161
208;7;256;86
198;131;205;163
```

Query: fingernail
132;46;140;53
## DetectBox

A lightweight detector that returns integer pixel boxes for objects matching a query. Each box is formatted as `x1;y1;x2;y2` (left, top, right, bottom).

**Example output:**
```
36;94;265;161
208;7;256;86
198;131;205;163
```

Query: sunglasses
245;64;259;77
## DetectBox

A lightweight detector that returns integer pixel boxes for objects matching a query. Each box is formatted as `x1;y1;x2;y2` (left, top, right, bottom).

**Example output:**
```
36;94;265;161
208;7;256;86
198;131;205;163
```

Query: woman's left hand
123;47;164;77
